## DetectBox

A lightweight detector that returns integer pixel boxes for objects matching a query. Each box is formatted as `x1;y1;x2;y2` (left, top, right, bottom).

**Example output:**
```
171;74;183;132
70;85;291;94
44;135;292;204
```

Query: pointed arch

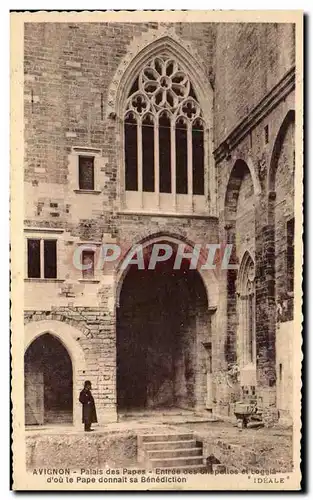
268;109;295;192
110;30;215;214
238;251;255;293
224;158;261;221
25;333;73;425
224;160;256;371
108;34;212;123
24;320;87;427
115;231;218;310
115;229;216;412
268;109;295;320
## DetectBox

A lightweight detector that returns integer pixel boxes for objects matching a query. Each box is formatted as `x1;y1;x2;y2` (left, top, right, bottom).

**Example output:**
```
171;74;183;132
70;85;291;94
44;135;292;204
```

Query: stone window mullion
40;239;44;278
154;117;160;208
137;118;143;209
170;118;176;209
187;122;193;207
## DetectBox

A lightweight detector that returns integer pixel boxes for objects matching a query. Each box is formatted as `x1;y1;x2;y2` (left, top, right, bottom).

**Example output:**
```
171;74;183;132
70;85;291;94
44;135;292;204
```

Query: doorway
24;333;73;425
116;242;208;414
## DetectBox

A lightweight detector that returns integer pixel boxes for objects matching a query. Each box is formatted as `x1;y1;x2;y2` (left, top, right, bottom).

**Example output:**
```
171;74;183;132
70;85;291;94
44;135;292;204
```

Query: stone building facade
24;22;296;426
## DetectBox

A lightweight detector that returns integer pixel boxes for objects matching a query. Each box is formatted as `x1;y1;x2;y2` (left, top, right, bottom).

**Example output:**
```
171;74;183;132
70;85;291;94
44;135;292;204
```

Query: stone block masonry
23;21;296;424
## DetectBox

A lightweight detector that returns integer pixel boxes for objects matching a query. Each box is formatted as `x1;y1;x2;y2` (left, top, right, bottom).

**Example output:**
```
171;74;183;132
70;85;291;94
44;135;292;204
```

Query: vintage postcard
11;10;303;491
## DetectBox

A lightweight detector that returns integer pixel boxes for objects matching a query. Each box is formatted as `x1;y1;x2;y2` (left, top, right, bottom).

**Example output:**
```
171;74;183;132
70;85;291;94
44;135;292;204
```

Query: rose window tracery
124;55;206;204
126;56;203;120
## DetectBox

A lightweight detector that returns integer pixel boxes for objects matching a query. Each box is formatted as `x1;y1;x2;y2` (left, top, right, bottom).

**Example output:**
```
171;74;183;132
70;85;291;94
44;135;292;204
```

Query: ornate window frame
107;31;215;216
237;251;256;368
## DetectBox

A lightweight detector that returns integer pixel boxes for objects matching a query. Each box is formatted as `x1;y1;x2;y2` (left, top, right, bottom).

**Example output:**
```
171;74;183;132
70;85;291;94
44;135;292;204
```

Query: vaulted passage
24;334;73;425
116;244;209;413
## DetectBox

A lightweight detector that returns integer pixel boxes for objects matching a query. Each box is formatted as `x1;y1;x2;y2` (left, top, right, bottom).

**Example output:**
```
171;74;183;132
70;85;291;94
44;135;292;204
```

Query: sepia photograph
10;10;303;491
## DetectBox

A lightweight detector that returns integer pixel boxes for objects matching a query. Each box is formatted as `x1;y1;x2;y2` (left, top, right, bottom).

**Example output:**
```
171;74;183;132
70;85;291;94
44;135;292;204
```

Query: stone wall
214;86;295;414
23;21;296;422
24;310;117;422
213;22;295;146
26;430;138;469
24;22;215;189
274;117;295;318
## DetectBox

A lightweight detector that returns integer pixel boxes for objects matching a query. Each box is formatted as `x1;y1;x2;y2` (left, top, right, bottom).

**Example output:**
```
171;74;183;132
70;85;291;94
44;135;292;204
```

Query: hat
84;380;92;387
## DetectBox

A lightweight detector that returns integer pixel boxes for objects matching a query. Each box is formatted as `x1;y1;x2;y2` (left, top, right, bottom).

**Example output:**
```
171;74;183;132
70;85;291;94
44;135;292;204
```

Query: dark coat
79;389;98;424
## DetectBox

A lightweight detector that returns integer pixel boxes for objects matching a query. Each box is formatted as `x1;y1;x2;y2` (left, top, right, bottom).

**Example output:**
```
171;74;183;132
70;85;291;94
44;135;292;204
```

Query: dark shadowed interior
24;333;73;425
116;243;208;412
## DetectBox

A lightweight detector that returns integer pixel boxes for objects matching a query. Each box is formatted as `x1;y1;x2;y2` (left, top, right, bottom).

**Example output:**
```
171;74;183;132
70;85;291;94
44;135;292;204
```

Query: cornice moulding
213;66;295;164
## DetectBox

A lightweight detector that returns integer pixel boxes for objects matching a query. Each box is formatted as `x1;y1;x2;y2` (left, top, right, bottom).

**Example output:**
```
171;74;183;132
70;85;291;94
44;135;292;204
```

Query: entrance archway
116;240;209;413
24;333;73;425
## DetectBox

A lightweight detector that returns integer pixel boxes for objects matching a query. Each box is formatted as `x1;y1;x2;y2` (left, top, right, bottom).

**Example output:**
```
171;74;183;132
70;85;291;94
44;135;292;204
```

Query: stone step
143;439;197;450
141;433;194;443
146;447;203;459
147;456;204;468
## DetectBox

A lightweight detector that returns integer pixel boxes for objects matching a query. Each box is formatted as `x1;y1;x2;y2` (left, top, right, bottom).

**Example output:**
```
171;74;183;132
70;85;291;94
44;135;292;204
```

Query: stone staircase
138;431;207;471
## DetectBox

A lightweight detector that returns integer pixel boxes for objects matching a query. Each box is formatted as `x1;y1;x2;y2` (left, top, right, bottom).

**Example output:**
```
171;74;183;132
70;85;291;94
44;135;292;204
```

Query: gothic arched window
123;56;206;213
238;253;256;367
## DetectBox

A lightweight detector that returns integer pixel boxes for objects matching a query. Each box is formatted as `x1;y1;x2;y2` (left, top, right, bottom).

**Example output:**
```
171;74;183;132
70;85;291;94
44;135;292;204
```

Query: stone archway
224;159;256;369
115;237;214;415
25;333;73;425
268;110;295;419
24;320;87;427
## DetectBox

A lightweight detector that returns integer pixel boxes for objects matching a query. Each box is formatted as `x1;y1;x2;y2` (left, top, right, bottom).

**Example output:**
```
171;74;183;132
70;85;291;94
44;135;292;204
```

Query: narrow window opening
82;250;95;279
264;124;269;144
142;114;155;192
159;114;171;193
240;256;255;366
27;239;40;278
78;156;95;190
248;293;254;362
279;363;283;381
44;240;57;279
175;119;188;194
192;120;204;195
125;113;138;191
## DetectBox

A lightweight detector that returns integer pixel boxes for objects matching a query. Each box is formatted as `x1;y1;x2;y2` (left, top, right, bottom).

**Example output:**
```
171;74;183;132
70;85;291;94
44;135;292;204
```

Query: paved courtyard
26;410;293;472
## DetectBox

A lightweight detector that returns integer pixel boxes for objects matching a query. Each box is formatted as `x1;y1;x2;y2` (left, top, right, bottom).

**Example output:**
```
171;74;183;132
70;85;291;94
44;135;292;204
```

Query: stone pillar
225;223;238;367
255;208;276;404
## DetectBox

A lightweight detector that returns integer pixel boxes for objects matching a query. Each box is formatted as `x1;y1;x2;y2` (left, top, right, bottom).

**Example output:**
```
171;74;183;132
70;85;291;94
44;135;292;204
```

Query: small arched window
123;56;207;213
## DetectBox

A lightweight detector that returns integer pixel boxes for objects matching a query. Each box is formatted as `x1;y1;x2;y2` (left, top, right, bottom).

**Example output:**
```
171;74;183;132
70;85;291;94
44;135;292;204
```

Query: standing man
79;380;98;432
